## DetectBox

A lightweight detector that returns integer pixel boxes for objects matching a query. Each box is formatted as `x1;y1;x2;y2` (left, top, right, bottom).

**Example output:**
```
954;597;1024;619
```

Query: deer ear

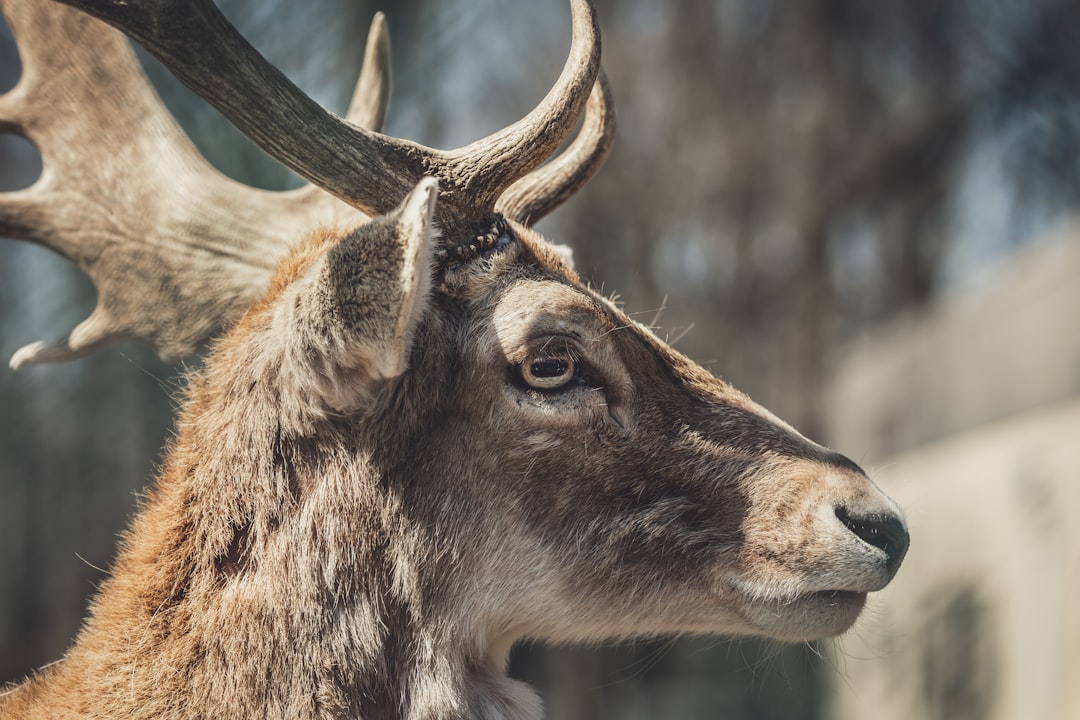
326;176;437;380
281;177;437;413
327;177;437;379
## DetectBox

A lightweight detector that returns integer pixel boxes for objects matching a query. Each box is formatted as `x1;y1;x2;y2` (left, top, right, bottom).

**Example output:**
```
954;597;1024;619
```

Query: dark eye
520;354;577;391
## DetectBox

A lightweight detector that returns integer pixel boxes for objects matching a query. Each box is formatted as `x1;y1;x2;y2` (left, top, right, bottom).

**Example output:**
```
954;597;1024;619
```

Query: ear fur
325;176;438;380
273;178;438;414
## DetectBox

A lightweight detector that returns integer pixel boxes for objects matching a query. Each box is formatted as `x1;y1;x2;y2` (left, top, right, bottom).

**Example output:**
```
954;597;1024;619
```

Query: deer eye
520;354;577;391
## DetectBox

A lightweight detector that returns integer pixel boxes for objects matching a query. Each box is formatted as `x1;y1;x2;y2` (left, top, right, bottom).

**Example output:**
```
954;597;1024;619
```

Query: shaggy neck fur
1;277;540;720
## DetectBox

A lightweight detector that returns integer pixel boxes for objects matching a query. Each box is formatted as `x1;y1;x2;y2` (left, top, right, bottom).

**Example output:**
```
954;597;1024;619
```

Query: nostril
835;506;910;570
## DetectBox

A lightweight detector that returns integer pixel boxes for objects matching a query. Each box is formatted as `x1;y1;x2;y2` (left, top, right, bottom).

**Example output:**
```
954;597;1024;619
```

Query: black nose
835;507;910;571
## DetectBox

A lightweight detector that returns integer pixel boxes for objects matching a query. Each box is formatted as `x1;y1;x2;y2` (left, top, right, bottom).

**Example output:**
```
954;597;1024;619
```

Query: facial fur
0;208;906;720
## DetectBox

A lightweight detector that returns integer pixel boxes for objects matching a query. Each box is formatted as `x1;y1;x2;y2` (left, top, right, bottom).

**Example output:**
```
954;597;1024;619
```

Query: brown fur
1;195;906;719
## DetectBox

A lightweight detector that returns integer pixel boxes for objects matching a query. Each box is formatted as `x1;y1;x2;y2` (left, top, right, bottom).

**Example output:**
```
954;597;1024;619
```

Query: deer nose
835;506;910;572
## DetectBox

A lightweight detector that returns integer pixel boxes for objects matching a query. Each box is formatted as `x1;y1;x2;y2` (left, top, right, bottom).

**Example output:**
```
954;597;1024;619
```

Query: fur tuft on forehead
514;223;582;281
436;223;585;303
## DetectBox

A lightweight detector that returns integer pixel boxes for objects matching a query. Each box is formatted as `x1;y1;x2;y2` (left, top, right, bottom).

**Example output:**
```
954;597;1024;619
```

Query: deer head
0;1;908;718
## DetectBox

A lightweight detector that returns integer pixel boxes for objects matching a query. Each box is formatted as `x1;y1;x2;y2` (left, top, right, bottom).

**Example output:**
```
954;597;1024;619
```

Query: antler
497;69;615;226
57;0;603;238
0;0;389;367
2;0;611;367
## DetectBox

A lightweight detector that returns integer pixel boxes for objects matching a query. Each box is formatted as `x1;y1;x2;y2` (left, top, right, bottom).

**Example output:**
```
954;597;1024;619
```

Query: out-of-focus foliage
3;0;1079;717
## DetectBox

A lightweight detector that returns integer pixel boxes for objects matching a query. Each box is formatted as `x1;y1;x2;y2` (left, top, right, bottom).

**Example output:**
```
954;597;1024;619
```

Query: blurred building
823;222;1080;720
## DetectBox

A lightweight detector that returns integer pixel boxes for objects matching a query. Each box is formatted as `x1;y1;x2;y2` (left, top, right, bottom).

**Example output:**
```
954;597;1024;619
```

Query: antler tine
59;0;600;236
1;0;388;367
496;68;615;227
447;0;601;215
345;11;391;132
286;10;391;204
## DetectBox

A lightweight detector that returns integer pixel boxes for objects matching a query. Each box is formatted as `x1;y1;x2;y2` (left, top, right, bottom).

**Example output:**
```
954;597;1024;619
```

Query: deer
0;0;909;718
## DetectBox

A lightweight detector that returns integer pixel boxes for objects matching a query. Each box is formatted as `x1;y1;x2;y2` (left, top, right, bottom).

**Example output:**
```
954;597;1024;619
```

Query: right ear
277;177;438;413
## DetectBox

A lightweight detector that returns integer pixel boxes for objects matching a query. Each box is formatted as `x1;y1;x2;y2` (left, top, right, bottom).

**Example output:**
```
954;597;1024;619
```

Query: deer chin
717;560;891;641
733;588;869;642
723;548;902;641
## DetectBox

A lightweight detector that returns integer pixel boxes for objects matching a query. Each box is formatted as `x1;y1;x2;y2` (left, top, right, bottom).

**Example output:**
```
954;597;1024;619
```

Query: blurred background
2;0;1079;718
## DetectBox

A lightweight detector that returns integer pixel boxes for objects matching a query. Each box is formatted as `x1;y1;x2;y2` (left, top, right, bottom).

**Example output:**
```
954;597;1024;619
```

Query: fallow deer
0;0;909;718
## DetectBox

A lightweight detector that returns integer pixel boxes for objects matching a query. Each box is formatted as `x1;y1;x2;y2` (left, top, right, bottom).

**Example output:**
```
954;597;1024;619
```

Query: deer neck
4;355;538;720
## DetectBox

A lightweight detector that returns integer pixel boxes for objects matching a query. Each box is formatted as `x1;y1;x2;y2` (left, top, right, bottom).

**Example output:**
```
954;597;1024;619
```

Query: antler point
10;340;46;370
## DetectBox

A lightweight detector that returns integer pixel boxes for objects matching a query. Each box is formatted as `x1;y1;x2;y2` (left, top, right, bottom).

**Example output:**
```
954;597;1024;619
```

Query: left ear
277;177;438;413
322;176;438;380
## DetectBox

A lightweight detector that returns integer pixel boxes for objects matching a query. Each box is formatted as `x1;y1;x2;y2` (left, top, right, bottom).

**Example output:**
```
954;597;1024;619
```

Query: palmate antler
0;0;386;366
1;0;614;367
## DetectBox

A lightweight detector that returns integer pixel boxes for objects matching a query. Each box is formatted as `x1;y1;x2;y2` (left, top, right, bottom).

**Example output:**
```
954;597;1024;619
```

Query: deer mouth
740;588;868;641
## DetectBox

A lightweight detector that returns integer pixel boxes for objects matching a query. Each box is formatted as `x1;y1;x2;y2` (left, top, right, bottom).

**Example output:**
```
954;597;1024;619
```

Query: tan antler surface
57;0;602;237
0;0;388;367
497;69;615;226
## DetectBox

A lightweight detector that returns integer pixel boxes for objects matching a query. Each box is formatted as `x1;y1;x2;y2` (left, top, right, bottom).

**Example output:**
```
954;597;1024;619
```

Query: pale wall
826;398;1080;720
822;224;1080;719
